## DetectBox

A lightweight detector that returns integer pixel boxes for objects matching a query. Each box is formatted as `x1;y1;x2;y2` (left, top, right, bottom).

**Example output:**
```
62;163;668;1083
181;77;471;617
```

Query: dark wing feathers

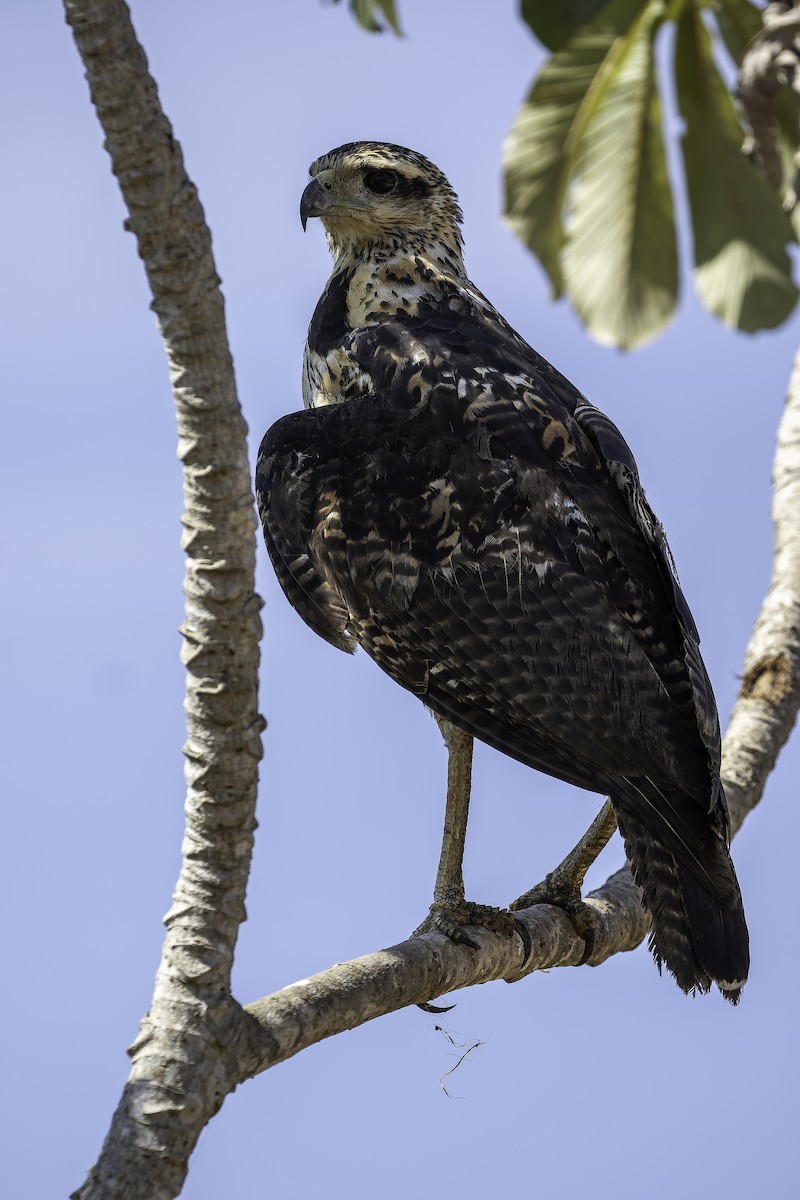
256;413;356;654
257;288;748;998
262;311;711;799
573;401;701;639
389;309;708;741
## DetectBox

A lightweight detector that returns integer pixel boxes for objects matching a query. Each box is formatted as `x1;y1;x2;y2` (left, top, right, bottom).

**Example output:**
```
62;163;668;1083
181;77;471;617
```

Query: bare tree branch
65;1;263;1197
235;867;649;1083
66;1;800;1196
722;346;800;836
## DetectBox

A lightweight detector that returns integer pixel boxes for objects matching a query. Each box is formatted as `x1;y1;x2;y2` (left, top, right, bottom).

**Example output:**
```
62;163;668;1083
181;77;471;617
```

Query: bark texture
67;2;800;1198
65;2;264;1198
738;3;800;206
722;347;800;836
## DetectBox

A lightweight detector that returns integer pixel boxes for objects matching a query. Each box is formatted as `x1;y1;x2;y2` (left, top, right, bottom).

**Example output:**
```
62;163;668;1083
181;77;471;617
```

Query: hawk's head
300;142;463;260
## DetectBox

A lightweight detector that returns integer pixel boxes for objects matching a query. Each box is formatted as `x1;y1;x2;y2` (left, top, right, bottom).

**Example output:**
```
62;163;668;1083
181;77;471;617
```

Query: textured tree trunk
66;2;800;1198
65;2;264;1197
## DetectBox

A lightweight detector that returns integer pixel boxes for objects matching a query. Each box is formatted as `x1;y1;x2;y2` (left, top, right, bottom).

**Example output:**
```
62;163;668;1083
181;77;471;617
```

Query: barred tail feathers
613;788;749;1004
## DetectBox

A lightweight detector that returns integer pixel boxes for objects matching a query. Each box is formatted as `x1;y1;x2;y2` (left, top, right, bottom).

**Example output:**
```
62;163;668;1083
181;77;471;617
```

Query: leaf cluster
507;0;798;346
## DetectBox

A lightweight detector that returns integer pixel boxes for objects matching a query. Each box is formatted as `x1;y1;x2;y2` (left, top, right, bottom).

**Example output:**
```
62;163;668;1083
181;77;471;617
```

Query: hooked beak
300;172;336;230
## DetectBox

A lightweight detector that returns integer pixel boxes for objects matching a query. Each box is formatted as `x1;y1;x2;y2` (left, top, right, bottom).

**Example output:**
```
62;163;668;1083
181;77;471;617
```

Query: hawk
256;141;749;1002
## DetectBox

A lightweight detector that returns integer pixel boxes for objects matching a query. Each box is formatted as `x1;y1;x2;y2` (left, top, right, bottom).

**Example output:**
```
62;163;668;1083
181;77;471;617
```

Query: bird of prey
256;141;749;1002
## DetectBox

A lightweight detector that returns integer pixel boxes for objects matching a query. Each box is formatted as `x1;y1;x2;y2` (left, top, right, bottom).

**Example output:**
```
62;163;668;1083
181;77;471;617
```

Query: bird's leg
510;799;618;961
430;717;471;918
413;717;515;947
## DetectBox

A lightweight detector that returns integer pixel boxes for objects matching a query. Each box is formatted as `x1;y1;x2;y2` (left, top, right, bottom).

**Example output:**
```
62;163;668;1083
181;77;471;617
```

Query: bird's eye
364;169;398;195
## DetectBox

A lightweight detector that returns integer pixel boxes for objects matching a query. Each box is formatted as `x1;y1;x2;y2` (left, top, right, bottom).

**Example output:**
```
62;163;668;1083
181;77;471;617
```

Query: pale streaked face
300;141;463;257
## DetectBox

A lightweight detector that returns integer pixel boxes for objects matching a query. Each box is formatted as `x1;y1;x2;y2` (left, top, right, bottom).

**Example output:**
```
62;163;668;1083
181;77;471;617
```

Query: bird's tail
613;782;750;1004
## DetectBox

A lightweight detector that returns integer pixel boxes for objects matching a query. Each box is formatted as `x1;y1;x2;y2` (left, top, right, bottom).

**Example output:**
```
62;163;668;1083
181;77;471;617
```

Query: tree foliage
509;0;799;346
343;0;800;347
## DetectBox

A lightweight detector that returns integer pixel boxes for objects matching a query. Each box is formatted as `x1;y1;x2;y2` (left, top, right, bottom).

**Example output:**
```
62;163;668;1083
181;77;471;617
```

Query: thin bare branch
722;345;800;835
236;865;646;1082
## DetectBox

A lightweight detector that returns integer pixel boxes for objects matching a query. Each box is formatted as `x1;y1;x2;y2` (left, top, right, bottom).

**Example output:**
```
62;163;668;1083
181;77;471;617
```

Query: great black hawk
256;142;749;1002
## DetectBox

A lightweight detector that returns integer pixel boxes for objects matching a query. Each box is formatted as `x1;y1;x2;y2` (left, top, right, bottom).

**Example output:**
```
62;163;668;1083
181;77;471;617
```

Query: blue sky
3;2;799;1197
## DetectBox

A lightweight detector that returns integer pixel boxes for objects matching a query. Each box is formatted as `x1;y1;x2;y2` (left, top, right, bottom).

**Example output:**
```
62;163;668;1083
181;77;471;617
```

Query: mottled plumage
257;142;749;1000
